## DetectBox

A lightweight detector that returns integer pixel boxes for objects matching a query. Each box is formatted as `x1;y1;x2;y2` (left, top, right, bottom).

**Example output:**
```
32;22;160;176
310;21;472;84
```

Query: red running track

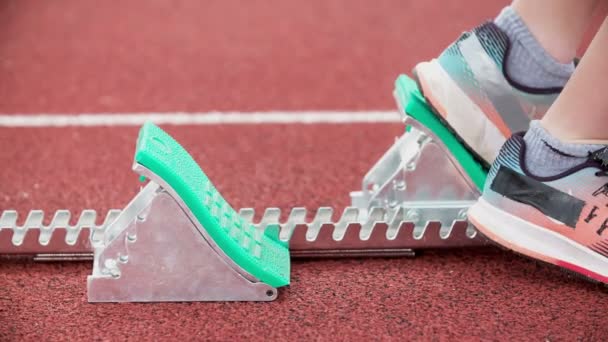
1;1;608;341
1;0;518;113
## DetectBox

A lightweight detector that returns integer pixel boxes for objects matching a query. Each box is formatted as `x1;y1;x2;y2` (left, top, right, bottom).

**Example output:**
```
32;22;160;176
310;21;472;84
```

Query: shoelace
591;147;608;177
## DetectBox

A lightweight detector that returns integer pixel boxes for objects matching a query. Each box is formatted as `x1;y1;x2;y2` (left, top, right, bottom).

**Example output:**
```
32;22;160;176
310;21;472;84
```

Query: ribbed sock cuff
495;6;574;89
523;121;603;176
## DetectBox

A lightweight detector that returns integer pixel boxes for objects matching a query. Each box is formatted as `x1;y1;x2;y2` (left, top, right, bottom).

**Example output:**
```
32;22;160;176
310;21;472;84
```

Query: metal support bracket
87;181;277;302
349;117;484;247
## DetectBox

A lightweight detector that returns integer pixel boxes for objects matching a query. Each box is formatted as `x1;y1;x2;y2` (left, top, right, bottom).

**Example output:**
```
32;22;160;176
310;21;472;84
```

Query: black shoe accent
490;166;585;228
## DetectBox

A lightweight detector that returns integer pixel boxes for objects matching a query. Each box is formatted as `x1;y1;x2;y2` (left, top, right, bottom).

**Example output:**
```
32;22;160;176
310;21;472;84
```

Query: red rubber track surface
2;0;516;113
1;1;608;341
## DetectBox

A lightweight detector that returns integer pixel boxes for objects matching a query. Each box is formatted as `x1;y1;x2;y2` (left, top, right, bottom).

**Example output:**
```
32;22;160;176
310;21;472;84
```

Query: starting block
87;122;290;301
0;74;489;302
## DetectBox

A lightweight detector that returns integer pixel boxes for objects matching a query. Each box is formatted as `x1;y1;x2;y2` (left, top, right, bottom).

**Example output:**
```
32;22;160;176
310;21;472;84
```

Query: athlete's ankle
494;6;574;90
523;121;604;177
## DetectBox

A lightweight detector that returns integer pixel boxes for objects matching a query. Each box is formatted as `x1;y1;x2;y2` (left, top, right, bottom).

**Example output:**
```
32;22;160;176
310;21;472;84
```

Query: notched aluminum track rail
0;210;118;260
0;206;483;260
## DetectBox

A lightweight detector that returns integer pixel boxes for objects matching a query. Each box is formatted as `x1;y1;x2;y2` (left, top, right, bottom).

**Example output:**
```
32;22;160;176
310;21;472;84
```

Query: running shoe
413;22;561;165
468;134;608;283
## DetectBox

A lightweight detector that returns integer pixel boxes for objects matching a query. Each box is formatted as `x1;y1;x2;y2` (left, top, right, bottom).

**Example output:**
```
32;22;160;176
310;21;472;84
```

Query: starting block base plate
87;183;277;302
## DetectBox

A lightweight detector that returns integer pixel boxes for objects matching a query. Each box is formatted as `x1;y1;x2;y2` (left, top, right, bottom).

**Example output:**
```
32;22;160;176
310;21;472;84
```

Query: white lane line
0;111;400;127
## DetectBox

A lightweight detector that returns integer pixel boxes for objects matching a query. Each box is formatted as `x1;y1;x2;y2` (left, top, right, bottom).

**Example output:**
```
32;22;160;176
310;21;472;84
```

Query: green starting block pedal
87;122;290;302
393;74;488;190
349;74;487;239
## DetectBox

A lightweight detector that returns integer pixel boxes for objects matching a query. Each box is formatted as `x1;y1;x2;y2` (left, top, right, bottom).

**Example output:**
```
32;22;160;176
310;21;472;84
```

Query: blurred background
2;1;605;114
0;0;519;113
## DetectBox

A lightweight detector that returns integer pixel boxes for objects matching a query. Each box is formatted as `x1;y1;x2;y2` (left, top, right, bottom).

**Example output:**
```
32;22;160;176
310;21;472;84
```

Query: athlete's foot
413;7;574;165
468;123;608;283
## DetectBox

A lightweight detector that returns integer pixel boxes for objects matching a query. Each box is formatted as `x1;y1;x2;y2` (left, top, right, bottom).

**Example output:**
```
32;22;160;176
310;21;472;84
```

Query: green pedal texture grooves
135;122;290;287
395;75;487;190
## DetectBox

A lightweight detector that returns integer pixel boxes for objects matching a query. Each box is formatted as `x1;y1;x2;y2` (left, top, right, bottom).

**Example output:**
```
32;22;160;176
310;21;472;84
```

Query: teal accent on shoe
395;75;488;190
134;122;290;287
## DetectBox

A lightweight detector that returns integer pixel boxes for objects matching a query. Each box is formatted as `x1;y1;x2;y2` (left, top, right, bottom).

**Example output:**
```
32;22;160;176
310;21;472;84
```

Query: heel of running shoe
394;74;488;191
413;60;507;165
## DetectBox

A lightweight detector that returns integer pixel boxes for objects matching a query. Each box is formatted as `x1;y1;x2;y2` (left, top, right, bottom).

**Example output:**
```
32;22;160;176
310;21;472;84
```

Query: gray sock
494;6;575;89
523;121;604;177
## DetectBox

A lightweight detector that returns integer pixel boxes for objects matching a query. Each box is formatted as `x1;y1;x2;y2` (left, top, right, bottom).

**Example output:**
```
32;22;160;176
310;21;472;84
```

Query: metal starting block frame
0;75;488;302
88;172;278;302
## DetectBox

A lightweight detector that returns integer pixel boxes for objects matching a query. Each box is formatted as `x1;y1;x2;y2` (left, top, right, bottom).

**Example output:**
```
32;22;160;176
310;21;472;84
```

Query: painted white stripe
0;111;400;127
